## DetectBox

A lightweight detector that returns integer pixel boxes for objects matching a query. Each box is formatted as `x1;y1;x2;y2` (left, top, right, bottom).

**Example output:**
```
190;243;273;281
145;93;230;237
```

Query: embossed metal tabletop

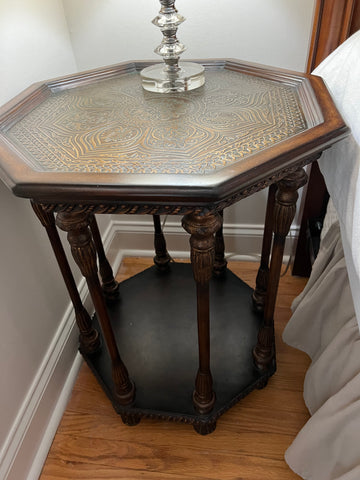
0;60;348;207
6;69;307;175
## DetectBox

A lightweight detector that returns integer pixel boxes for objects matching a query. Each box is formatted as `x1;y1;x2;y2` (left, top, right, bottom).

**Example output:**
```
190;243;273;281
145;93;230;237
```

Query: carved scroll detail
182;212;221;284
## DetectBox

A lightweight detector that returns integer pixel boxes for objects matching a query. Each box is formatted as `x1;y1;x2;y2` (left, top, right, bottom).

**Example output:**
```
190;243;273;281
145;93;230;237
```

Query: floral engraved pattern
7;70;307;175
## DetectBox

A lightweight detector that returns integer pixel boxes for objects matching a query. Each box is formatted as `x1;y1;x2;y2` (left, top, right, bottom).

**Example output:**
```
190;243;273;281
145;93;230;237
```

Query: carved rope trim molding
37;154;319;216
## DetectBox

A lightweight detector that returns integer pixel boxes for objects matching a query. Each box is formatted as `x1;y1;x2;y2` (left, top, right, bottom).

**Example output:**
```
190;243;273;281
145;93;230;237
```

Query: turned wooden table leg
253;169;308;371
56;210;135;405
182;211;222;415
252;184;277;313
31;202;100;355
89;214;119;300
213;210;227;277
153;214;171;271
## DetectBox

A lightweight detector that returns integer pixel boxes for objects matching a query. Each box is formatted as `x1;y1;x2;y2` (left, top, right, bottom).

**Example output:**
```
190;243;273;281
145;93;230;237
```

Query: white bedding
284;222;360;480
282;30;360;479
316;30;360;329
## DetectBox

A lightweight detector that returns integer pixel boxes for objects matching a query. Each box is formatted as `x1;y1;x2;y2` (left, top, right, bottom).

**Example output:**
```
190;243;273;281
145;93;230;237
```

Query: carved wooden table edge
33;153;319;216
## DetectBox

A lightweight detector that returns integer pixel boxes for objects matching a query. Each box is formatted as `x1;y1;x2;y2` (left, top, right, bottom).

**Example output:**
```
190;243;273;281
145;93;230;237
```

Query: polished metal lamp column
141;0;205;93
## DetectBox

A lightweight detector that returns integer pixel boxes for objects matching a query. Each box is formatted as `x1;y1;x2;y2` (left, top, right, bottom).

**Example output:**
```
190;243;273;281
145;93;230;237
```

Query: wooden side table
0;60;348;434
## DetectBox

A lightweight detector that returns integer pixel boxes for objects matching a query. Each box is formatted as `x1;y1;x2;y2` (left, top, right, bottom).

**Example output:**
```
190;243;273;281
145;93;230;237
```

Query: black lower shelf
82;263;275;431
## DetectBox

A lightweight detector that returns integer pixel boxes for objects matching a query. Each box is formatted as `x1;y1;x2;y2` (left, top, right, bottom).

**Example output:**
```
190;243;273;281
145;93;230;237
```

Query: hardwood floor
40;258;309;480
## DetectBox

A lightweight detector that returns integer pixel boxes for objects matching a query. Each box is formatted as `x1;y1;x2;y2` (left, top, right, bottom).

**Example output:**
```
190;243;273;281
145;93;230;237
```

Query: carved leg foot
193;420;217;435
182;211;221;415
120;412;141;426
253;325;275;372
253;170;307;371
256;376;269;390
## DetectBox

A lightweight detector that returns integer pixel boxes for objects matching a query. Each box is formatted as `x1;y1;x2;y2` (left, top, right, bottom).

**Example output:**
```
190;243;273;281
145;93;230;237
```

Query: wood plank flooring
40;258;309;480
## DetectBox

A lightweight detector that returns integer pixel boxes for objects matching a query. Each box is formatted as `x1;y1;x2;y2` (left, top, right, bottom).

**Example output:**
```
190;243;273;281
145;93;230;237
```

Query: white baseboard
106;217;299;265
0;283;90;480
25;354;83;480
0;274;90;480
0;216;298;480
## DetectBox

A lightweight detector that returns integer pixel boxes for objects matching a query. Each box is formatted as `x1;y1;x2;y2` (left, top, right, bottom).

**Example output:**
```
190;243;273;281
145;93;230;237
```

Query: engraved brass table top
5;70;307;175
0;60;348;208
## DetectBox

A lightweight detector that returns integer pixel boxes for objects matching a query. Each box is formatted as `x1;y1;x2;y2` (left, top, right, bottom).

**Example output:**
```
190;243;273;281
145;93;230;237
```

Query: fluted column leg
56;209;135;405
253;169;308;371
153;215;171;271
31;202;100;355
182;211;222;415
89;214;119;300
213;210;227;277
252;184;277;313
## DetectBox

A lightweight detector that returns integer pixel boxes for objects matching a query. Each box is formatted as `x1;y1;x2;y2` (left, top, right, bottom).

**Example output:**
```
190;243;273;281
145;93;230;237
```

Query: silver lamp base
141;62;205;93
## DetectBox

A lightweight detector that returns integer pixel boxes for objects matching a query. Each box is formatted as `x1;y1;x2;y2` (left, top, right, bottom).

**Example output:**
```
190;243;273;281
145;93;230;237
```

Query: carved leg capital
273;169;308;239
56;210;97;277
182;212;222;284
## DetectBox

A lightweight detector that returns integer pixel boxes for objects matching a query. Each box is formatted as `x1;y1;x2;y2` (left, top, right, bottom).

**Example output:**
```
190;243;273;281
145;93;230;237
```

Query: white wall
63;0;314;72
0;0;75;103
0;2;98;479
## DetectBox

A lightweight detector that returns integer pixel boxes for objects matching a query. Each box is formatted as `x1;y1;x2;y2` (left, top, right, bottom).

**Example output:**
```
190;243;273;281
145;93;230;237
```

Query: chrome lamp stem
141;0;205;93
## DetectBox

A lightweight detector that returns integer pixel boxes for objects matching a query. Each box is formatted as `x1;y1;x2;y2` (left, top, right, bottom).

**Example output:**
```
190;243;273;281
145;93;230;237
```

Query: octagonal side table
0;60;348;434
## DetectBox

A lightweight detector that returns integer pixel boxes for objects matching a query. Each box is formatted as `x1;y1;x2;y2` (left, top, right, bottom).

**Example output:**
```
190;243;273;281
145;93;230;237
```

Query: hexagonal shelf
84;263;273;433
